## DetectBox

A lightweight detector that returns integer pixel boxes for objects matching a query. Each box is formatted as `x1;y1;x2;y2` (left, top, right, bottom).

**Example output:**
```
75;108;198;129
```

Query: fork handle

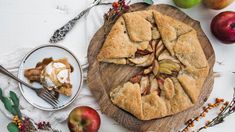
49;1;112;43
49;4;95;43
0;65;36;90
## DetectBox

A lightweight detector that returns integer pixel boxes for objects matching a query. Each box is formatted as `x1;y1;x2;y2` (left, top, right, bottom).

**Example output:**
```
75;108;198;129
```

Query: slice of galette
97;10;209;120
24;58;73;96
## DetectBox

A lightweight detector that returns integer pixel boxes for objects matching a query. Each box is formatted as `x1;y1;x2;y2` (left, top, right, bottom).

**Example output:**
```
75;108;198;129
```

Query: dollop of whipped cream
41;61;70;87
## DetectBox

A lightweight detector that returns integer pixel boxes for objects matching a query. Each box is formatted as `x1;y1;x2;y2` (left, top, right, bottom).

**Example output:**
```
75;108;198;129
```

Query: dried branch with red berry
198;88;235;132
103;0;131;34
179;88;235;132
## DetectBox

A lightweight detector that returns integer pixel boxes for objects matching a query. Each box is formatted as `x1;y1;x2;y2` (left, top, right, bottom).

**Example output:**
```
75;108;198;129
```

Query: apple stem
232;23;235;29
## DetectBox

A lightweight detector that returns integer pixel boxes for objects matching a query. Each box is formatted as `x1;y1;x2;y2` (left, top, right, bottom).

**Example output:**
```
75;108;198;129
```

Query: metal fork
49;0;112;43
0;65;59;108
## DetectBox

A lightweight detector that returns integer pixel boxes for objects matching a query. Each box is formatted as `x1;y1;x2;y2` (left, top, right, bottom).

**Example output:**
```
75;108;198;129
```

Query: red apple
203;0;235;10
211;11;235;44
68;106;101;132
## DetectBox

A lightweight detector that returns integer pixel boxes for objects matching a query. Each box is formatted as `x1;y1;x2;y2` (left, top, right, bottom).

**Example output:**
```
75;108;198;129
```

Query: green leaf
0;90;20;116
9;91;21;117
11;107;18;116
144;0;154;5
0;88;3;100
2;97;14;115
10;91;19;107
7;123;19;132
14;106;22;118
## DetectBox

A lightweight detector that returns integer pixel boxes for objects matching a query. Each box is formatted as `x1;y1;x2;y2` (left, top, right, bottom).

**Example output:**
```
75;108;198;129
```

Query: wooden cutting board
87;3;215;132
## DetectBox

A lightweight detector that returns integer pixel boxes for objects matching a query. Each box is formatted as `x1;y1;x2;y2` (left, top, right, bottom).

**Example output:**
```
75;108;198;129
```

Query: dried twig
198;88;235;132
179;98;225;132
179;88;235;132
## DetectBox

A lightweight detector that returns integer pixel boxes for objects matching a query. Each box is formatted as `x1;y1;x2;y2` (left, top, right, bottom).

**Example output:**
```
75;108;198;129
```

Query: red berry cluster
104;0;130;33
180;98;229;132
19;117;31;132
36;121;51;130
107;0;130;17
112;0;129;13
12;116;36;132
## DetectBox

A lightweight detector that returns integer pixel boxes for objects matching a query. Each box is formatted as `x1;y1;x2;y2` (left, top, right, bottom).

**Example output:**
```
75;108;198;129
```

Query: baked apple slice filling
120;34;183;97
128;50;182;97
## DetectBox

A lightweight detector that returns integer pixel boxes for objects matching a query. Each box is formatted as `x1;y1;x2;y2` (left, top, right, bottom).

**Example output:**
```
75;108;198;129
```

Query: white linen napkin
0;0;114;126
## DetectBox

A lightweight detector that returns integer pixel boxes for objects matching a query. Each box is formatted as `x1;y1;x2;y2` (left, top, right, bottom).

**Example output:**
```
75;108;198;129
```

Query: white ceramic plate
18;45;83;111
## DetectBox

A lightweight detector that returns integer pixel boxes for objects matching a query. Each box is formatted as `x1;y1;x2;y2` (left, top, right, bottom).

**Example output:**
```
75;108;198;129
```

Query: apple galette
24;58;73;96
97;10;209;120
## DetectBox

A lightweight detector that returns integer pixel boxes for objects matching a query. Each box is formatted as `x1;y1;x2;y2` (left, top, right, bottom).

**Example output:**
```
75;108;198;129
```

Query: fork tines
40;89;59;108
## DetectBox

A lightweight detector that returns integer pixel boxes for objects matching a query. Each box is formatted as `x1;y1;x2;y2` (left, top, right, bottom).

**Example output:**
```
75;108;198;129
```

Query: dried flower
104;0;131;34
198;88;235;131
224;101;229;106
179;88;235;132
19;117;36;132
179;96;225;132
124;5;130;10
112;2;120;8
216;98;224;103
36;121;51;130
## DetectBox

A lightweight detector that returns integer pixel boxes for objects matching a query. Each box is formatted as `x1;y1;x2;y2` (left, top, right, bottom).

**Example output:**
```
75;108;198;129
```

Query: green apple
173;0;201;8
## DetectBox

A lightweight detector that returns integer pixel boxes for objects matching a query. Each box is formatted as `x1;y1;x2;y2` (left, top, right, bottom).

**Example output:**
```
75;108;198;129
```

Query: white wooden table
0;0;235;131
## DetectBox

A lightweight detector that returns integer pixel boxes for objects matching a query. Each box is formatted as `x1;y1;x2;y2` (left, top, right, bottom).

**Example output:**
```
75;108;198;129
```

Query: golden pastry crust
102;58;127;65
123;11;152;42
110;82;144;119
111;78;194;120
97;10;209;120
141;78;193;120
97;17;138;61
174;30;208;68
135;41;149;50
153;11;193;56
97;10;157;64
